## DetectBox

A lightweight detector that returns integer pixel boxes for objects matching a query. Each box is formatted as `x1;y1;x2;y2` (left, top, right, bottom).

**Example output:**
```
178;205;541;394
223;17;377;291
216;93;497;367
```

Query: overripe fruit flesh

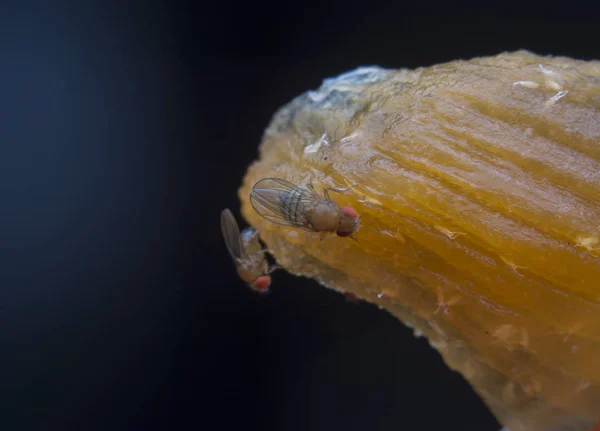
239;51;600;431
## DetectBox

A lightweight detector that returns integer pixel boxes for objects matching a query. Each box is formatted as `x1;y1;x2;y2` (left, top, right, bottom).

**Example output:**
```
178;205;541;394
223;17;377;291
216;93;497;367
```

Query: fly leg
323;183;359;199
247;219;268;242
266;265;280;274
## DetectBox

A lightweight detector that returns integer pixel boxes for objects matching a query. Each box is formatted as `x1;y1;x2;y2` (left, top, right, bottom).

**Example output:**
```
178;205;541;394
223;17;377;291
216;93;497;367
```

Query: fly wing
250;178;316;230
220;209;247;260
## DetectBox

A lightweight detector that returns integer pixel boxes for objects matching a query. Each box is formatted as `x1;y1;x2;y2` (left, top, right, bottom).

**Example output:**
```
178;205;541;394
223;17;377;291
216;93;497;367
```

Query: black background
0;1;597;430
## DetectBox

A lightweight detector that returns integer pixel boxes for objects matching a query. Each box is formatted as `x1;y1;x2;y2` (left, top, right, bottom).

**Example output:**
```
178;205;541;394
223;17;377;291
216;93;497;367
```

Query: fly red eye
251;276;271;292
342;206;358;219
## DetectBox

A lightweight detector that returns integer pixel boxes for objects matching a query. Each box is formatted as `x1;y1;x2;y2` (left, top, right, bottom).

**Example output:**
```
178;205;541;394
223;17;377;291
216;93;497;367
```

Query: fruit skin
239;51;600;431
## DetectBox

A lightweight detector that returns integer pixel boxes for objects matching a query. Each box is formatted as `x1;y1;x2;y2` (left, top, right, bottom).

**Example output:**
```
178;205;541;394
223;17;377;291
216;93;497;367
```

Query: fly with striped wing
249;178;360;240
220;208;277;293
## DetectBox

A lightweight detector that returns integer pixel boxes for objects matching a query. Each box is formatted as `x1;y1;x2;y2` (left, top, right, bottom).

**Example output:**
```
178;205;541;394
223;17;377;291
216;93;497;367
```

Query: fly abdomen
250;177;359;239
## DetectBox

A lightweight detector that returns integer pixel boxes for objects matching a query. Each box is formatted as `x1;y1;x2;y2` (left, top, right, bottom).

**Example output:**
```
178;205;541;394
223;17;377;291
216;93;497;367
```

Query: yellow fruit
239;51;600;431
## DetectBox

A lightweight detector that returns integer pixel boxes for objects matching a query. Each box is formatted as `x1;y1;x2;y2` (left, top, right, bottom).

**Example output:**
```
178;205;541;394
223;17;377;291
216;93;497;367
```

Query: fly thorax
241;229;261;255
237;265;259;285
240;253;267;276
311;201;341;232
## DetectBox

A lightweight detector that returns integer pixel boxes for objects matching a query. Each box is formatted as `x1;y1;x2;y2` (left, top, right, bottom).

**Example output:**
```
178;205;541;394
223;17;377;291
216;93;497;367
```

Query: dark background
0;1;597;430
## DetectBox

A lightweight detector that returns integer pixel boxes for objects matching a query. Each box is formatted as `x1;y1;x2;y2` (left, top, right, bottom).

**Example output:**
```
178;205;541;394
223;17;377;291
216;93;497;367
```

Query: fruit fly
249;178;360;240
220;208;276;293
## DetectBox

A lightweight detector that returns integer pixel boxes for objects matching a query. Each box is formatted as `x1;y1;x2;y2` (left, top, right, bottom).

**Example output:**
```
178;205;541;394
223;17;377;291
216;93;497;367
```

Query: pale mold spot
317;66;390;90
493;324;516;340
380;229;395;238
539;64;556;76
544;89;568;108
358;195;383;207
394;229;406;243
339;131;359;144
492;324;522;349
524;127;535;137
533;64;570;108
413;328;423;338
500;256;525;277
434;225;465;240
380;229;406;244
545;79;562;91
434;286;461;316
571;344;580;353
304;132;329;155
341;177;359;190
513;80;540;89
575;235;600;254
376;288;397;299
